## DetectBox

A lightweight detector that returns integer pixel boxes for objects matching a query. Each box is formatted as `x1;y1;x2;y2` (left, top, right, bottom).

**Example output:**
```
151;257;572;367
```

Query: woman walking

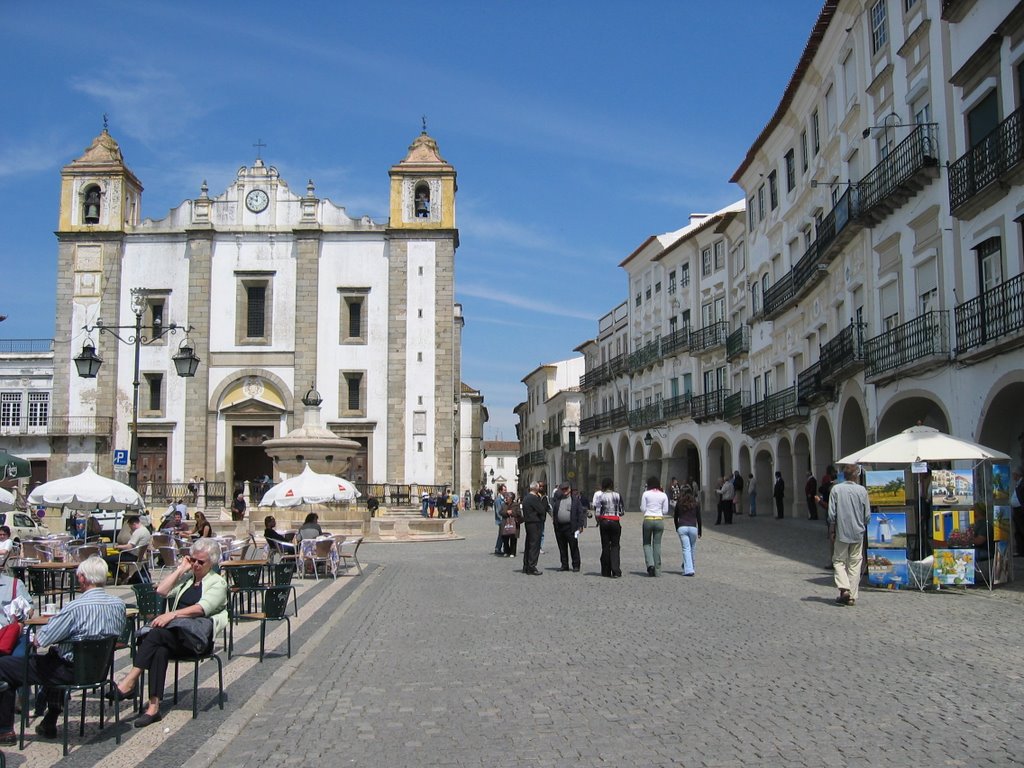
500;493;522;557
640;476;669;576
592;478;624;578
674;485;702;576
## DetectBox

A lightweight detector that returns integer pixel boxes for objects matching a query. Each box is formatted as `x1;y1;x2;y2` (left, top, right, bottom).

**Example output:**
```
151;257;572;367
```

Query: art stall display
932;548;975;586
867;511;910;587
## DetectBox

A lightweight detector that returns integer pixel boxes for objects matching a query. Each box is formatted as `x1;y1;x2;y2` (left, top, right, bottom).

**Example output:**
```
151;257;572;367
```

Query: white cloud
0;137;71;178
458;283;595;322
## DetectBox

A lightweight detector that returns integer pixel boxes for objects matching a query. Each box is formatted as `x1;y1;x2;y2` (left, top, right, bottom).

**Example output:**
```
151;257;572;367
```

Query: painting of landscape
866;470;906;506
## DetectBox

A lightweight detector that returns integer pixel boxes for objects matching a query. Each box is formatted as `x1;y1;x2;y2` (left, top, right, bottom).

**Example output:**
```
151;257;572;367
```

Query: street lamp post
73;288;200;490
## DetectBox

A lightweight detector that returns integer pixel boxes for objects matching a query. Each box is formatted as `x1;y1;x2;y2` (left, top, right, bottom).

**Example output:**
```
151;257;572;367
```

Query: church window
414;182;431;218
144;373;163;416
1;393;21;427
235;273;274;345
27;392;49;427
339;286;372;344
83;184;101;224
341;372;366;417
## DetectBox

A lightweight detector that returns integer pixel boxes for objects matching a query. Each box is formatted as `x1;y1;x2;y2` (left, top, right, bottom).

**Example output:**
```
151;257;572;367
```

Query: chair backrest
21;541;51;562
338;536;363;556
268;561;296;586
158;546;180;568
229;565;263;589
151;533;174;550
313;539;335;557
71;635;118;685
131;582;165;622
261;585;291;619
72;544;102;562
283;530;297;543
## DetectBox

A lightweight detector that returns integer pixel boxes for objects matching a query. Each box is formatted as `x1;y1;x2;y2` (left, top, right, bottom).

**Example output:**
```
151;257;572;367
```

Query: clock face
246;189;269;213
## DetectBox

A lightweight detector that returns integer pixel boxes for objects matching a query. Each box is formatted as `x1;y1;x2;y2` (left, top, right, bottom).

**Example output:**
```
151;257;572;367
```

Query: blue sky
0;1;819;440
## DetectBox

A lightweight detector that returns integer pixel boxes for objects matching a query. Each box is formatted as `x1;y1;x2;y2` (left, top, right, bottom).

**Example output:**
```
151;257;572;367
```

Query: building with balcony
567;0;1023;515
514;358;584;495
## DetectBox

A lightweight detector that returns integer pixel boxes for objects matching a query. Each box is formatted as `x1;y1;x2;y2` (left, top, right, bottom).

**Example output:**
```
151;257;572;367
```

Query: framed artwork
867;548;909;586
932;548;975;586
865;470;906;506
868;511;907;548
930;469;974;506
992;463;1011;504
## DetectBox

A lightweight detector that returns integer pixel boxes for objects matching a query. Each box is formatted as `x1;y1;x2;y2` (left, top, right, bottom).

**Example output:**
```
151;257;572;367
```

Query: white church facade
45;128;464;496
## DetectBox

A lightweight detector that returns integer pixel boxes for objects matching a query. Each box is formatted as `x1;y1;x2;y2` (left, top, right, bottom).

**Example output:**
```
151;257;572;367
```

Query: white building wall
405;241;437;483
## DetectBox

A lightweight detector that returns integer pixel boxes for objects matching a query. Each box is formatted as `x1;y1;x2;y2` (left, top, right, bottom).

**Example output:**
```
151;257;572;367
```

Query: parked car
0;511;51;541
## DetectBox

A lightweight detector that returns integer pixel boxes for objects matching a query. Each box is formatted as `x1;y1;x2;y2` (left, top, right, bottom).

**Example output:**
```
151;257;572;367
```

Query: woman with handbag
500;493;522;557
107;537;228;727
0;566;32;657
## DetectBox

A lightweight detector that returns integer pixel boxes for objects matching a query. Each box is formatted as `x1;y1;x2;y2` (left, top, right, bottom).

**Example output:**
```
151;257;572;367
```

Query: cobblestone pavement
25;512;1024;767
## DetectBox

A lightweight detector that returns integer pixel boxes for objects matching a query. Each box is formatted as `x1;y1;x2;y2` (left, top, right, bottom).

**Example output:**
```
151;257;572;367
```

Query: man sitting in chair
104;515;152;582
0;556;125;744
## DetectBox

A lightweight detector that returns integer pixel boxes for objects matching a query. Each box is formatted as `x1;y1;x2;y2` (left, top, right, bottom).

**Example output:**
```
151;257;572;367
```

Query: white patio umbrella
27;464;145;510
836;425;1010;465
0;487;14;511
259;463;360;507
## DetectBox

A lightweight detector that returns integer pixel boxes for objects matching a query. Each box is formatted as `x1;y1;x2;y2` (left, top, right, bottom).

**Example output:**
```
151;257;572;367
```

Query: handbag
500;517;518;537
0;579;22;655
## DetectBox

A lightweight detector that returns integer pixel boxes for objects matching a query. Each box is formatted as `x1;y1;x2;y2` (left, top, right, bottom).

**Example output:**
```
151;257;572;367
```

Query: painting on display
865;470;906;507
931;469;974;506
932;548;975;586
868;511;907;548
867;548;909;587
992;505;1011;542
991;464;1011;504
932;508;974;544
992;541;1011;585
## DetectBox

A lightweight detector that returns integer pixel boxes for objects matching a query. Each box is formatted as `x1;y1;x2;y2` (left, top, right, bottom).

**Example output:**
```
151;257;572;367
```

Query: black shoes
35;719;58;739
106;683;135;702
134;711;163;728
0;731;16;746
572;567;580;572
524;569;542;576
647;566;657;577
558;566;570;572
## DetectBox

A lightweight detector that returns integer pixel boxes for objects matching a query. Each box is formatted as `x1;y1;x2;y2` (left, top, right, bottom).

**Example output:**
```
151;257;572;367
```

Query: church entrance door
231;426;274;495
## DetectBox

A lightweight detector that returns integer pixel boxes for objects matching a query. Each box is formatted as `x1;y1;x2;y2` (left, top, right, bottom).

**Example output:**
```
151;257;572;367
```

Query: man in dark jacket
521;482;547;575
773;472;786;519
550;482;587;572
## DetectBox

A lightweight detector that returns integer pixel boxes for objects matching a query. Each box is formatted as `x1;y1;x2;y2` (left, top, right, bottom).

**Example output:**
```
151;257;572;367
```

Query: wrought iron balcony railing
662;393;692;421
579;405;629;435
762;272;796;318
949;105;1024;214
628;401;665;430
816;183;861;259
954;272;1024;355
726;325;750;360
627;339;661;374
527;450;545;467
858;124;939;224
689;321;729;353
796;360;833;405
819;322;866;383
542;431;562;449
741;400;766;434
743;387;804;435
864;310;951;379
723;390;749;422
692;389;729;422
660;327;690;358
0;415;114;437
579;353;627;389
791;239;828;300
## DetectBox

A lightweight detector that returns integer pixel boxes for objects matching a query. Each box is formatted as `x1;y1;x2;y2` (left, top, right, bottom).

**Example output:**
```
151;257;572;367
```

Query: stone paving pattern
27;512;1024;767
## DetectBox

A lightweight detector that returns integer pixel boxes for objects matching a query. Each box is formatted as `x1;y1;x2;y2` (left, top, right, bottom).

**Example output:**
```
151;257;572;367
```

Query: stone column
293;227;322;425
185;227;213;489
386;239;408;482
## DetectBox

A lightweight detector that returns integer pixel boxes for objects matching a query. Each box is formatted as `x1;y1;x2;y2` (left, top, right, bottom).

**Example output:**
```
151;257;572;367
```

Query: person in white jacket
640;477;669;576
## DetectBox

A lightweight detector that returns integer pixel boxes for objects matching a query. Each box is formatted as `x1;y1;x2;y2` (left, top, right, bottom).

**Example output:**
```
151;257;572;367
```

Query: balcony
692;389;729;422
858;124;940;226
954;272;1024;359
819;322;866;384
579;353;627;390
723;390;749;423
791;239;828;301
542;431;561;449
689;321;729;354
762;272;796;319
0;415;114;437
816;183;862;259
527;450;545;467
628;401;665;430
865;311;951;384
949;105;1024;218
660;327;690;359
726;325;749;361
662;393;692;421
796;361;833;405
741;386;805;436
627;339;661;374
579;405;629;436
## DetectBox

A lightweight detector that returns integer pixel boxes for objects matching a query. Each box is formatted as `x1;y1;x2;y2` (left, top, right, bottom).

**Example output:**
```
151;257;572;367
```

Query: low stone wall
203;504;459;541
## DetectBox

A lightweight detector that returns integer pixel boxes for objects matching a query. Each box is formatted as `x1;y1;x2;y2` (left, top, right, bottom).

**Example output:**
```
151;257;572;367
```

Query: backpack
733;474;744;492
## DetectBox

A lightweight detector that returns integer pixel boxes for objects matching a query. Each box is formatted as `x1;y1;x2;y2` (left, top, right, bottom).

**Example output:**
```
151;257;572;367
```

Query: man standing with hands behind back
521;482;547;575
828;464;871;606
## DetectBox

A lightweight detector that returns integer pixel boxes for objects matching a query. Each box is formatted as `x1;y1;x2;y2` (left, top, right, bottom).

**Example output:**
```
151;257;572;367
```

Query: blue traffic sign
113;449;129;467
